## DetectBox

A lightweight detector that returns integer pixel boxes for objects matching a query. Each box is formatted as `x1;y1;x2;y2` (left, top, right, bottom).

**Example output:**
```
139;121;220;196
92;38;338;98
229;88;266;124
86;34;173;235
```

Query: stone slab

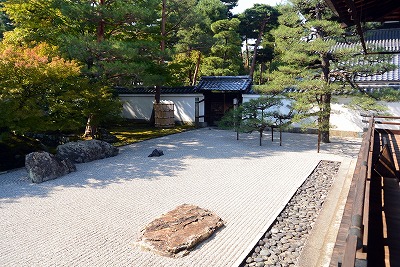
137;204;224;257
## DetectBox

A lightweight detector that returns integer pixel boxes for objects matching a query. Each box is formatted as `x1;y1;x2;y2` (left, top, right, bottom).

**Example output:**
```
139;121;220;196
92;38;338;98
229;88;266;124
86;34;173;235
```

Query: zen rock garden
25;139;119;183
25;138;224;259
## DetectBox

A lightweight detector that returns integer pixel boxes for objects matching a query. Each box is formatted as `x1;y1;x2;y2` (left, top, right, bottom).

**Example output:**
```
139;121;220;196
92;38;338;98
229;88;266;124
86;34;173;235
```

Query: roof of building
115;86;198;94
334;28;400;84
195;76;253;93
324;0;400;27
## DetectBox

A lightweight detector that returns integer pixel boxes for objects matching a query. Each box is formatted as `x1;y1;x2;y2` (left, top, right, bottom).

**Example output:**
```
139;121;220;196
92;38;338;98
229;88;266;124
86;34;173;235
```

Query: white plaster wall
330;97;365;132
332;98;400;132
119;94;205;123
244;95;400;134
120;93;400;133
375;101;400;130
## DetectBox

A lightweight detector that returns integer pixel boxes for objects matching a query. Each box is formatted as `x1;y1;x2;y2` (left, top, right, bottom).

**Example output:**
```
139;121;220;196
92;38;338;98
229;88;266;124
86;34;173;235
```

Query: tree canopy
0;0;243;134
0;43;121;134
265;0;395;144
0;0;397;140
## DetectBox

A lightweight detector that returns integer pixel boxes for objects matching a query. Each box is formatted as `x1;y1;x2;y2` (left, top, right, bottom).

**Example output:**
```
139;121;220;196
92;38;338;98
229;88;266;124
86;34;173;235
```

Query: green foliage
2;0;64;44
201;18;243;76
371;88;400;102
238;4;279;40
218;96;283;132
167;50;202;86
220;0;238;17
218;96;294;145
237;4;279;81
2;0;163;86
240;97;281;132
346;96;388;114
0;0;12;39
167;0;228;85
267;0;395;143
0;43;121;135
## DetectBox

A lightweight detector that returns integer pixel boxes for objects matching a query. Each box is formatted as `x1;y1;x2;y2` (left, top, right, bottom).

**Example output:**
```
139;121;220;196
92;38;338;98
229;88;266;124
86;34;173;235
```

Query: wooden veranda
330;116;400;267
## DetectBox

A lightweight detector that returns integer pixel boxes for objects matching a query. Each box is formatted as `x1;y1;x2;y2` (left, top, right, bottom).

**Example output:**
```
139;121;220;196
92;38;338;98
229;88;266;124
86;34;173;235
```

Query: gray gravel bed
240;160;341;267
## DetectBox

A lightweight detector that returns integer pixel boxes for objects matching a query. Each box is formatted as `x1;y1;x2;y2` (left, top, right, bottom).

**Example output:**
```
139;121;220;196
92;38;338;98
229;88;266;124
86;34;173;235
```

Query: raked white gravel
0;129;360;267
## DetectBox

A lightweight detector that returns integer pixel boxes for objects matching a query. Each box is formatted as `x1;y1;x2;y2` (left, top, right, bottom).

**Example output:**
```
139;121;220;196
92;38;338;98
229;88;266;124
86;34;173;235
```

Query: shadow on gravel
0;129;361;204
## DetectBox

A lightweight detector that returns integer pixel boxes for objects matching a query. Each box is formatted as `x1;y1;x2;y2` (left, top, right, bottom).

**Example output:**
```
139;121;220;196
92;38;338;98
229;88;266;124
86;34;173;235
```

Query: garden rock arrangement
25;139;119;183
137;204;224;257
242;160;340;267
56;139;119;163
25;151;76;183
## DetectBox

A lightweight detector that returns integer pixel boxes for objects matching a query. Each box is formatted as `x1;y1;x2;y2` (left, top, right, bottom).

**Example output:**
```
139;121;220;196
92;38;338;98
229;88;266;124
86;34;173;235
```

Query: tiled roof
334;28;400;84
115;86;198;94
195;76;253;93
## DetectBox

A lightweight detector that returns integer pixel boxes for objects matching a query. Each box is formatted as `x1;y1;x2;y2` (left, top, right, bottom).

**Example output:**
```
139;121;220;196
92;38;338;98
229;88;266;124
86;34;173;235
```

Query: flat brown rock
136;204;224;257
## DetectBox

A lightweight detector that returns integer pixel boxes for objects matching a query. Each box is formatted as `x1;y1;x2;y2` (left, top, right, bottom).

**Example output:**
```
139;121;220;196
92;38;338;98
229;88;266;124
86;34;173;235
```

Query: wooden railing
341;116;375;267
340;115;400;266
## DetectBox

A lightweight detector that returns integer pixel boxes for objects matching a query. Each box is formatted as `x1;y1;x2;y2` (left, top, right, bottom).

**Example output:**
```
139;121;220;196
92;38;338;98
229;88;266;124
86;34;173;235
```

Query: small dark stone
148;149;164;157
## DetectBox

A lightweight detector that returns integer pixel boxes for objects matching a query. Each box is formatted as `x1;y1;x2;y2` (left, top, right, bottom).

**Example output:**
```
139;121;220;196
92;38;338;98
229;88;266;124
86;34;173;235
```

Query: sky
232;0;285;14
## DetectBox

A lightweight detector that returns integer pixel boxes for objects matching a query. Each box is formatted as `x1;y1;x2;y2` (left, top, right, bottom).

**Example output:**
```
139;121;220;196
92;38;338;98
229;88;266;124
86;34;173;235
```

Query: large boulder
56;139;119;163
136;204;224;257
25;151;76;183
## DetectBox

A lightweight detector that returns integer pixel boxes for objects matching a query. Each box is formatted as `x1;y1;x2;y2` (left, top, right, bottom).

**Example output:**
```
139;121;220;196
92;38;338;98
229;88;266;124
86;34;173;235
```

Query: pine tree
237;4;279;79
168;0;232;85
266;0;395;144
2;0;162;86
201;18;243;76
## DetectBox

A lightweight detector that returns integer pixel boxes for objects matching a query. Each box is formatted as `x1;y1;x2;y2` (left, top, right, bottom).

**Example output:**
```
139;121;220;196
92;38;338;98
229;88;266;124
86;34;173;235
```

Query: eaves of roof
333;28;400;83
115;86;198;94
324;0;400;27
195;76;253;93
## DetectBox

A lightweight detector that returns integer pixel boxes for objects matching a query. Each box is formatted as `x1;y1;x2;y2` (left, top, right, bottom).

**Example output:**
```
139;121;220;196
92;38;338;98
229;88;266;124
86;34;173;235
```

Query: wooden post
279;119;282;146
271;126;274;142
195;97;199;128
233;98;239;140
317;129;321;153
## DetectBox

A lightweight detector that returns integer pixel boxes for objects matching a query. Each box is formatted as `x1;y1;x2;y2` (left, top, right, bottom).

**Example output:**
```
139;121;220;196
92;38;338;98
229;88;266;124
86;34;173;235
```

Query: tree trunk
320;53;331;143
160;0;166;55
245;38;250;71
96;0;105;43
249;15;269;80
192;52;201;86
259;62;266;84
155;85;161;104
320;93;331;143
154;0;167;104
